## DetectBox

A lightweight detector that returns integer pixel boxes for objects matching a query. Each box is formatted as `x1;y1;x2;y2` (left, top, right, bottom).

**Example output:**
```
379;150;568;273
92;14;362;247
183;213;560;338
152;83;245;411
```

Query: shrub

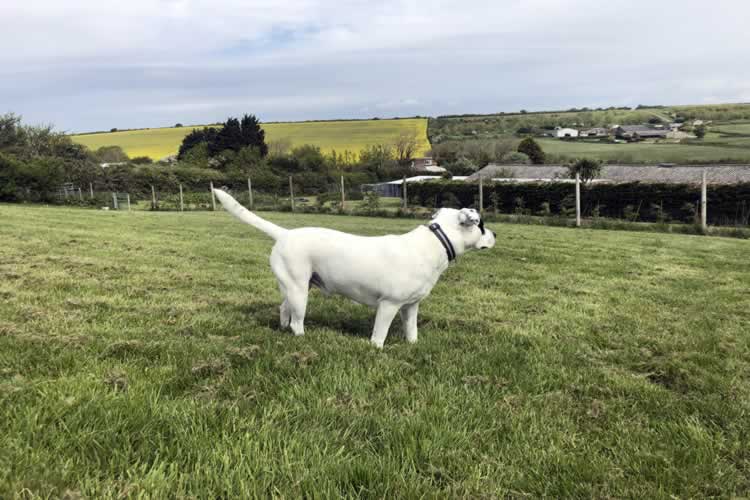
517;137;546;164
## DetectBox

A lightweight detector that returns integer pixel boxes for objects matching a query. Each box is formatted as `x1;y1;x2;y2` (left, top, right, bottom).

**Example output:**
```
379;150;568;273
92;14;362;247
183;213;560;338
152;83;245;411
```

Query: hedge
407;181;750;225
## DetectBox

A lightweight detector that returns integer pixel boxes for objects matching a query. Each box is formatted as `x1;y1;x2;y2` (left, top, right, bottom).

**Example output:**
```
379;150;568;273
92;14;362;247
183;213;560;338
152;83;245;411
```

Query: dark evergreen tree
209;117;243;155
240;114;268;157
517;137;546;164
177;127;218;159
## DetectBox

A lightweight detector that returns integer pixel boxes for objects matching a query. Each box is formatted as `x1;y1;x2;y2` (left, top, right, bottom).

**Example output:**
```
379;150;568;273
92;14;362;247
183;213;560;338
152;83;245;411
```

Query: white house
556;127;579;138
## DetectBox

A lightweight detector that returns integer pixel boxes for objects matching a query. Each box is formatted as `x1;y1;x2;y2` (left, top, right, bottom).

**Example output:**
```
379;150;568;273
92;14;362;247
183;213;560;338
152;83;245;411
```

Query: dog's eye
478;219;485;235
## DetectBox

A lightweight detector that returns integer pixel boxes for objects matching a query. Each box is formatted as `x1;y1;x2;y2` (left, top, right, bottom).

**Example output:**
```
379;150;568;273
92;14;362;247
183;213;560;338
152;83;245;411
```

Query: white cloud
2;0;749;130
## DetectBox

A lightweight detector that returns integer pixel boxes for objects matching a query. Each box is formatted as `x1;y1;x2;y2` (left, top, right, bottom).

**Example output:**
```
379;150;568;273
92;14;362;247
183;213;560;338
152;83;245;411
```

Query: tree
517;137;546;164
359;144;397;181
210;117;243;155
175;123;183;128
94;145;129;163
268;138;293;157
177;127;218;159
694;124;706;139
0;113;23;150
239;114;268;157
566;158;602;184
393;131;418;165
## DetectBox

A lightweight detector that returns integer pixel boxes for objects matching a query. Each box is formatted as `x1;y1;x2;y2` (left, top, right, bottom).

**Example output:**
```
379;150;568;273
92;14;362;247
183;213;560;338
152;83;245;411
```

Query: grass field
537;137;750;163
2;205;749;497
71;118;431;160
430;104;750;163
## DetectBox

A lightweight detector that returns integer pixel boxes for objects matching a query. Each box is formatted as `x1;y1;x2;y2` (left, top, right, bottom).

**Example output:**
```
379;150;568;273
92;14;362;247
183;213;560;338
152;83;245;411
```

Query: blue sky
1;0;749;133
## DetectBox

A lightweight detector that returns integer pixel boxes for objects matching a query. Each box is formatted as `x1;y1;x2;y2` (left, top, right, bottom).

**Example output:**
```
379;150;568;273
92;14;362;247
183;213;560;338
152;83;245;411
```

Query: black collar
428;223;456;262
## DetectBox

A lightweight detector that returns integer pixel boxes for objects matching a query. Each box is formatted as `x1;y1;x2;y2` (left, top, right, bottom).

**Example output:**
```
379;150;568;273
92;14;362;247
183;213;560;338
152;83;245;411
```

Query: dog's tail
212;189;287;241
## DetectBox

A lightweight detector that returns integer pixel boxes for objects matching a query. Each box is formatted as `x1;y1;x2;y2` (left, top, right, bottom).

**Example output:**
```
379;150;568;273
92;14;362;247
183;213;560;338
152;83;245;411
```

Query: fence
51;175;361;214
407;173;750;228
42;171;750;229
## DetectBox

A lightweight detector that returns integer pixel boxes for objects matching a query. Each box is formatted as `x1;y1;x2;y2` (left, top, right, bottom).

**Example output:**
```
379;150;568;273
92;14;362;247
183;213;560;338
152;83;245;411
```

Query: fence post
126;193;131;211
340;175;345;210
112;192;118;210
78;187;82;201
289;176;295;212
575;172;581;227
402;175;408;209
247;177;253;209
151;185;157;210
479;176;484;215
210;181;216;211
179;183;184;212
89;183;94;199
701;169;707;231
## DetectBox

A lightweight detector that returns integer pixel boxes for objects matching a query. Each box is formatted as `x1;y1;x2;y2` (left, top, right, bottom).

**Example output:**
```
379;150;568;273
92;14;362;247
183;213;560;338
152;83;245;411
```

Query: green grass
430;103;750;163
71;118;431;160
1;205;749;498
537;137;750;163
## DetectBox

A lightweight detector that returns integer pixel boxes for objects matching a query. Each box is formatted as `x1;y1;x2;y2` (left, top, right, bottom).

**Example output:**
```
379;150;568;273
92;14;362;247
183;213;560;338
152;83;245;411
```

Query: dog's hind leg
285;285;308;336
370;301;400;349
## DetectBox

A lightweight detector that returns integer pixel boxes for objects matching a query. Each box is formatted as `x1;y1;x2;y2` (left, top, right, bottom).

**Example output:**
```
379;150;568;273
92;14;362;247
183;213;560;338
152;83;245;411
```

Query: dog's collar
427;223;456;262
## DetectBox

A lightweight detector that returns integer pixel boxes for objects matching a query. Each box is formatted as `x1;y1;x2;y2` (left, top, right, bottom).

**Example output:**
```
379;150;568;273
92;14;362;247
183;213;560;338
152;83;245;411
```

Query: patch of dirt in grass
326;392;372;411
100;340;162;360
0;374;27;395
288;350;319;368
0;322;20;336
0;270;22;280
103;370;128;392
226;345;261;366
191;359;228;377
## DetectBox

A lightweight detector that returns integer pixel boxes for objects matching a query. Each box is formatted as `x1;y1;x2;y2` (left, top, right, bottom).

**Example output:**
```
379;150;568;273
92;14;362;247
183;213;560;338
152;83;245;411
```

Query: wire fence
36;171;750;232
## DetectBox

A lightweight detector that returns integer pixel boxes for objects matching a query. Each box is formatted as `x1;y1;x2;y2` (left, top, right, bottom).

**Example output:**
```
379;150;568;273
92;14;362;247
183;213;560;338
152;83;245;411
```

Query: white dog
213;189;496;348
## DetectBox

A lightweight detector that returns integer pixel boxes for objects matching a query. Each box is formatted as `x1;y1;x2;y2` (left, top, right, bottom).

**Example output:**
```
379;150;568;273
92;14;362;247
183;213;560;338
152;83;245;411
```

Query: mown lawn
1;205;749;498
71;118;430;160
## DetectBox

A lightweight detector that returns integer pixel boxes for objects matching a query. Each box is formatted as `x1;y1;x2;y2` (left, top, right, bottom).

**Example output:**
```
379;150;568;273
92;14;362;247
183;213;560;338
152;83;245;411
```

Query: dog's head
431;208;496;254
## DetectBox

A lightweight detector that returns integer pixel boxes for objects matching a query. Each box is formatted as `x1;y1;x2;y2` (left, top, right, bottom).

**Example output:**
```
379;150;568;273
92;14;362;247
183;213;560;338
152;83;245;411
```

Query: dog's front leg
370;301;400;349
399;302;420;344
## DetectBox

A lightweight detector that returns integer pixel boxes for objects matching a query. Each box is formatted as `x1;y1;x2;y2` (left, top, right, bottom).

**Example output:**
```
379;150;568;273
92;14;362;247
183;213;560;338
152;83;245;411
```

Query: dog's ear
458;208;480;226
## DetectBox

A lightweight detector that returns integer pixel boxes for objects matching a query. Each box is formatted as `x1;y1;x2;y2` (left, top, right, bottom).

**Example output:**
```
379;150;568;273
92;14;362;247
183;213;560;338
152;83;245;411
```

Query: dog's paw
369;339;385;349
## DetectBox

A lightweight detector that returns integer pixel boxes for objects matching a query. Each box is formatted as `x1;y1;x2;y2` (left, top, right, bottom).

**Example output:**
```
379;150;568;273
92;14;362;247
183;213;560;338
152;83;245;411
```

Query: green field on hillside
429;104;750;163
71;118;431;160
537;137;750;163
2;205;749;497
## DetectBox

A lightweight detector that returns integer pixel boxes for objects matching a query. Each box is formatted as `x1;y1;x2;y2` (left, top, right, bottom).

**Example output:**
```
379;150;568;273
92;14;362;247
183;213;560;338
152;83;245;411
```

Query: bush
517;137;546;164
500;151;530;164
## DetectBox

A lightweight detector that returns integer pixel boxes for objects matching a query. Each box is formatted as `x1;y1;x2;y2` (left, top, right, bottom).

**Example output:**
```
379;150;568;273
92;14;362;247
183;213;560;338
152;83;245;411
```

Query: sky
1;0;749;133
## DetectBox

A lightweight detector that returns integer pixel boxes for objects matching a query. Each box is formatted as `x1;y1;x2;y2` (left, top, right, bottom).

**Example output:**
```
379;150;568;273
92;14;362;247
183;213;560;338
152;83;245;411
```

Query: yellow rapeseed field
71;118;431;160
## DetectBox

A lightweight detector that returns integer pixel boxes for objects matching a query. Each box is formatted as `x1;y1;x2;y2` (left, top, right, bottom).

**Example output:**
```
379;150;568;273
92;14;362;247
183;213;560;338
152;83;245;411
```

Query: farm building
580;127;609;137
467;164;750;185
362;175;467;197
410;157;447;173
614;125;669;140
555;127;579;138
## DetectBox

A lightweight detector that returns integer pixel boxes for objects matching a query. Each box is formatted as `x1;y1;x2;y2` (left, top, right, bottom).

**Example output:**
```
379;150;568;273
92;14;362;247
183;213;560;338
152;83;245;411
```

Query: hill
429;103;750;164
71;118;431;160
